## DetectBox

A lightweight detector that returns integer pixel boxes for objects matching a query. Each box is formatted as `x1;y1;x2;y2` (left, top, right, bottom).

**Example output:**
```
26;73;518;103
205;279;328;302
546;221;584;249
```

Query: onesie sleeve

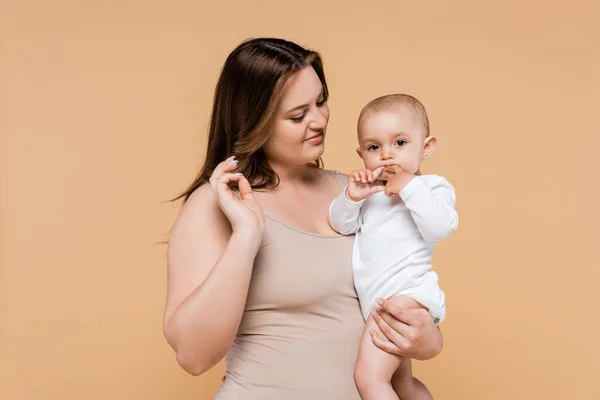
328;185;366;235
399;175;458;242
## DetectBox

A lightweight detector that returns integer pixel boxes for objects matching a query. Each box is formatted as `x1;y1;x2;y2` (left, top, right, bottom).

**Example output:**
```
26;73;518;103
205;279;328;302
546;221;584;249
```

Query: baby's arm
400;175;458;242
328;188;365;235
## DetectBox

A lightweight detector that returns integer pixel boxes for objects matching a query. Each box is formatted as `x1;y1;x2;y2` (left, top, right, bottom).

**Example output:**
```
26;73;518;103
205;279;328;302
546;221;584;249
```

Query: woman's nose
309;109;328;130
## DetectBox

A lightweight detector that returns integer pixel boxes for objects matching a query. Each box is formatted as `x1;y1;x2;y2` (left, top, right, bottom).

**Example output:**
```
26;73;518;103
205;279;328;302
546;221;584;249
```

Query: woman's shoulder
321;168;349;179
321;168;349;188
183;183;215;211
175;183;226;229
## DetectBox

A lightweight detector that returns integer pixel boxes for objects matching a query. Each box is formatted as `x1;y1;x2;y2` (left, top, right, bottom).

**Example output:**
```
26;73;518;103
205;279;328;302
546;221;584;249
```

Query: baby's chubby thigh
355;312;403;383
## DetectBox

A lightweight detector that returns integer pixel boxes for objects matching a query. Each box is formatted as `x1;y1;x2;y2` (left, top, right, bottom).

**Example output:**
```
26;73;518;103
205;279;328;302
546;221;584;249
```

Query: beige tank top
214;170;364;400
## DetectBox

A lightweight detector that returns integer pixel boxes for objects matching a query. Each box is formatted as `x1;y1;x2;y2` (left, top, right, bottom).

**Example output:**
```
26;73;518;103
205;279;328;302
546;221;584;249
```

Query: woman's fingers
215;156;239;177
370;327;403;356
372;307;411;351
374;297;442;360
209;156;239;193
237;174;254;200
381;297;428;328
215;173;244;198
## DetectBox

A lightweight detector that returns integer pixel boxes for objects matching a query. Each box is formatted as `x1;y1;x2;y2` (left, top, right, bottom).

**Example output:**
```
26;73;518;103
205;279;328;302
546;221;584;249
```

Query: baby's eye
395;140;406;147
367;144;380;151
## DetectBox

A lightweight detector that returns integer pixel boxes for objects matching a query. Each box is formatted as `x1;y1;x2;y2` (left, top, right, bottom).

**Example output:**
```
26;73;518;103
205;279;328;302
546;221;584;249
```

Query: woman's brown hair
175;38;329;202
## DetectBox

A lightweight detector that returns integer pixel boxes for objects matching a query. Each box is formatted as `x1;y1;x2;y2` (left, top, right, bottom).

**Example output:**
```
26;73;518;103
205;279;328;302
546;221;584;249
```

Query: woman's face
263;67;330;167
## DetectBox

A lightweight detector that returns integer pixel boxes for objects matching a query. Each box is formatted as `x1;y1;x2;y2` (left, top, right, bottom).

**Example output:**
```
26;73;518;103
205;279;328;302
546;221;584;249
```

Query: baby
329;94;458;400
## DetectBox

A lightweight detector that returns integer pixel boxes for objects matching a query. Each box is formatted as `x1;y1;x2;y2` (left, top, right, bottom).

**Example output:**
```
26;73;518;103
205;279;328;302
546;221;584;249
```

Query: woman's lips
305;133;324;144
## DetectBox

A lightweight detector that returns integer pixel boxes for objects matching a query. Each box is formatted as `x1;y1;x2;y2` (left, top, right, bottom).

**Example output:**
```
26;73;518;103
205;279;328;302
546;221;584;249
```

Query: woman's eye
367;145;379;151
316;98;326;107
396;140;406;146
290;113;306;123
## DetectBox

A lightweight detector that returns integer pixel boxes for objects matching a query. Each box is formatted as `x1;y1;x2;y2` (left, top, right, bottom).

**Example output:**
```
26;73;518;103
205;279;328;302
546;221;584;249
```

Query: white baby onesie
328;174;458;324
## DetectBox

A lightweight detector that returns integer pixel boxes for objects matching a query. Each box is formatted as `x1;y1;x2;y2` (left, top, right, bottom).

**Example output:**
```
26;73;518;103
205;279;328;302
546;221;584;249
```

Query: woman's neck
269;161;319;187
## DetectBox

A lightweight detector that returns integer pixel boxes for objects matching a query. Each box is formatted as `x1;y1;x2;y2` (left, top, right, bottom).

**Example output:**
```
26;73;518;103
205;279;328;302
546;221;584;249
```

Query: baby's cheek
364;157;379;170
402;157;421;174
395;161;414;174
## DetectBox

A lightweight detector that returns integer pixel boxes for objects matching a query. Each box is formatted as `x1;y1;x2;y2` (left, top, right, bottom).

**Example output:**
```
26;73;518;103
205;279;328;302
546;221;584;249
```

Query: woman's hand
370;298;443;360
209;156;264;240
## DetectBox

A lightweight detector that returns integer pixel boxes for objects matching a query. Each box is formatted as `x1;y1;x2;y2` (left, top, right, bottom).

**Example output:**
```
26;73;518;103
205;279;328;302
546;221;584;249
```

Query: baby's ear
356;148;363;159
422;136;437;160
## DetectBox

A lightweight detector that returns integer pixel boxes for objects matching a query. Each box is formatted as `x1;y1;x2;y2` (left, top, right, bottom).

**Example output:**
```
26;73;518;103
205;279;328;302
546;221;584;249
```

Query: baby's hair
358;93;430;137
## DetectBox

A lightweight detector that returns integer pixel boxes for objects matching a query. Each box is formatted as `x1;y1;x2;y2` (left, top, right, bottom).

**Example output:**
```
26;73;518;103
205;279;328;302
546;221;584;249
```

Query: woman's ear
422;136;437;160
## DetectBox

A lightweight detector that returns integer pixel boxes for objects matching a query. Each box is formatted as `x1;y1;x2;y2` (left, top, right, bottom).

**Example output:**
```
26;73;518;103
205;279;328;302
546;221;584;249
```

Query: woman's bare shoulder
172;183;230;236
321;169;349;182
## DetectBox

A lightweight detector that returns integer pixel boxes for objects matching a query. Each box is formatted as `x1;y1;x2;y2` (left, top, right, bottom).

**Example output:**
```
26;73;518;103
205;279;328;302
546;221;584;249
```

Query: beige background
1;1;599;399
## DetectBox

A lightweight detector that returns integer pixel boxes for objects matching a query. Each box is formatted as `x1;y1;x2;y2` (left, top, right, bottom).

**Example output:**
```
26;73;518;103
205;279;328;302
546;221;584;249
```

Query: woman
163;38;443;399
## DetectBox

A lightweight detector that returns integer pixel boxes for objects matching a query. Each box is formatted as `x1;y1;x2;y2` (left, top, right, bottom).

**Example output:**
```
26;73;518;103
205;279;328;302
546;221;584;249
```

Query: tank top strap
326;170;348;190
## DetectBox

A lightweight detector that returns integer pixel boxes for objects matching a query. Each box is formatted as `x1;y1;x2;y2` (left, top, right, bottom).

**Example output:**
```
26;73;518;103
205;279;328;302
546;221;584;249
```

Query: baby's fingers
370;185;386;195
372;166;385;180
359;170;368;183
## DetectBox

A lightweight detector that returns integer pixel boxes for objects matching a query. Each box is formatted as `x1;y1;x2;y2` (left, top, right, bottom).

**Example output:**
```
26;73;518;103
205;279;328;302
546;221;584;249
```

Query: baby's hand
384;165;416;197
346;167;386;202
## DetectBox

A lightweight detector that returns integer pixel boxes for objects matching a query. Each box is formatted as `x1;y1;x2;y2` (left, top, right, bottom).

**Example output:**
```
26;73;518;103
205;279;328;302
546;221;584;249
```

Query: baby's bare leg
388;295;433;400
354;314;403;400
392;358;433;400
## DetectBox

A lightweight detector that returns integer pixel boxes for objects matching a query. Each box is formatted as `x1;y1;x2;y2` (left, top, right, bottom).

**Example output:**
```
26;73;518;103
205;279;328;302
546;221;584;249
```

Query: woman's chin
304;144;325;160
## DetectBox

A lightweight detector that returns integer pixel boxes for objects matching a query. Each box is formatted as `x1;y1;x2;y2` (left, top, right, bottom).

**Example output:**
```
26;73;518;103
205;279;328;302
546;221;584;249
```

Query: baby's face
357;105;428;180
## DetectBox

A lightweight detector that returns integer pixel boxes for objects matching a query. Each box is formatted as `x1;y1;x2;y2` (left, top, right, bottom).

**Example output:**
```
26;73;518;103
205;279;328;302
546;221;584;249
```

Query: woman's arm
163;158;264;375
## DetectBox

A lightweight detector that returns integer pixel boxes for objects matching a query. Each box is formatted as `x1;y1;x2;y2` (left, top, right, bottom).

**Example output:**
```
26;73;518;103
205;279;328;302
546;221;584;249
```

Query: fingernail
234;172;243;176
376;298;383;305
227;159;239;165
372;309;379;318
